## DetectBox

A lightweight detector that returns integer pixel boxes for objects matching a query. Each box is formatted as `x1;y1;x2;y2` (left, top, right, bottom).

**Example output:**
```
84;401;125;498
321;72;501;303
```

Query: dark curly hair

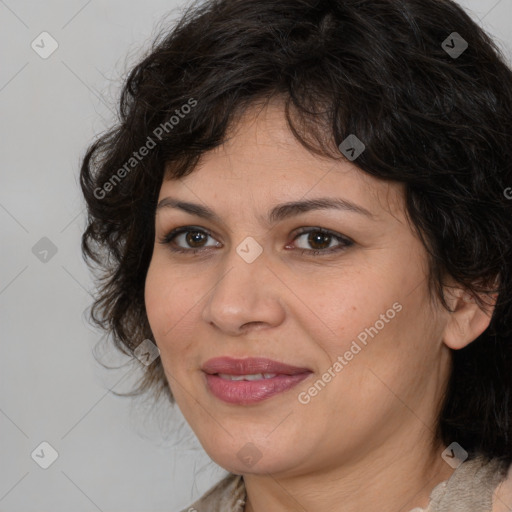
80;0;512;468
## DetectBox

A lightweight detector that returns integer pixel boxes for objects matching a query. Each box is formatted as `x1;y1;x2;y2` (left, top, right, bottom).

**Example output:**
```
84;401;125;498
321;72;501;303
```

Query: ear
442;286;498;350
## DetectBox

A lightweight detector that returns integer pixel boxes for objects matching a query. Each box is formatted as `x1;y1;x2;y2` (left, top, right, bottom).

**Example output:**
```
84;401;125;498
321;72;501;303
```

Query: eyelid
291;226;352;242
159;226;220;248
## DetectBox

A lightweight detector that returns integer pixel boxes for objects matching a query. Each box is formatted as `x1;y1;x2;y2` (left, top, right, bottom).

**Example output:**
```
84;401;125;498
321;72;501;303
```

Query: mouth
216;372;281;381
202;356;312;376
201;357;313;405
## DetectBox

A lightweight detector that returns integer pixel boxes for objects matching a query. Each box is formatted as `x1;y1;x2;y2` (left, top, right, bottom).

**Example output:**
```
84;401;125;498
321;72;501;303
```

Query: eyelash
157;226;354;257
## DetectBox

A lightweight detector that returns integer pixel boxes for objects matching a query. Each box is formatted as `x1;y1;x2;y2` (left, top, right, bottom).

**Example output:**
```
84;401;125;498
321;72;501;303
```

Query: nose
200;244;286;336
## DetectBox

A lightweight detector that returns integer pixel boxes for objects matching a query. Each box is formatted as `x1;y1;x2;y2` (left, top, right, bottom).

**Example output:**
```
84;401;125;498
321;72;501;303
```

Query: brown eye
185;230;208;247
291;228;354;256
305;232;333;250
159;226;353;257
159;227;221;254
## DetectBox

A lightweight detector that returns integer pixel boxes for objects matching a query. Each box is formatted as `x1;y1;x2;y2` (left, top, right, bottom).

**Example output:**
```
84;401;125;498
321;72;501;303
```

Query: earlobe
442;288;497;351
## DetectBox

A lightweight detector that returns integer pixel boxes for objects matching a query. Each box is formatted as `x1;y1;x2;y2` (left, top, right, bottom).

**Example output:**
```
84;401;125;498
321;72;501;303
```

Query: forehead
161;99;406;222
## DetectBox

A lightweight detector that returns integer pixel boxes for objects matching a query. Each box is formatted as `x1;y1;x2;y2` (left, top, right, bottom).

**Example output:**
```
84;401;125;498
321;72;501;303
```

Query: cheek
144;262;166;334
144;260;201;358
310;281;399;353
144;260;183;344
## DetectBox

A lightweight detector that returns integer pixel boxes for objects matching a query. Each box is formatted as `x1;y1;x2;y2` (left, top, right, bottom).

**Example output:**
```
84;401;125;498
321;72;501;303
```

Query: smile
217;373;277;380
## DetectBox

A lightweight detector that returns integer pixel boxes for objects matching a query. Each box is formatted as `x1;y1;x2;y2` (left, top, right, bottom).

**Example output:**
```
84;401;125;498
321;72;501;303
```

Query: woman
80;0;512;510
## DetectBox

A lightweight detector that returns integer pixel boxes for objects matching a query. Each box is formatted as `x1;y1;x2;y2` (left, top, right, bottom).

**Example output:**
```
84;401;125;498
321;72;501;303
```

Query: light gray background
1;1;511;511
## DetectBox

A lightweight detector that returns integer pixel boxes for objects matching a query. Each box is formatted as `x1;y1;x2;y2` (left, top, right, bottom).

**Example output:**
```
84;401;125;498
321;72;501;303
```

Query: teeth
218;373;278;381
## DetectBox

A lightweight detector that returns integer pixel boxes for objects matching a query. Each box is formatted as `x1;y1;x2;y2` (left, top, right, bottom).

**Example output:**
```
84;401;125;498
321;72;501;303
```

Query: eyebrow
156;196;375;225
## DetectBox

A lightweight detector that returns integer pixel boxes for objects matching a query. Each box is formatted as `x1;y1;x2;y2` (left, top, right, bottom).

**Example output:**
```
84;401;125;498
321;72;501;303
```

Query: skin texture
494;464;512;512
144;99;496;512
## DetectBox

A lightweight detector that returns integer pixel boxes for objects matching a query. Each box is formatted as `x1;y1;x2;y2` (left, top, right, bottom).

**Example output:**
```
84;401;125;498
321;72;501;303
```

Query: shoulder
492;461;512;512
177;472;245;512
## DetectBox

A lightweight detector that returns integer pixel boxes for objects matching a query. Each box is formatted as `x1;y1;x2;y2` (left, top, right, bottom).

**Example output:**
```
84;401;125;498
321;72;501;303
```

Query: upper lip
202;357;312;376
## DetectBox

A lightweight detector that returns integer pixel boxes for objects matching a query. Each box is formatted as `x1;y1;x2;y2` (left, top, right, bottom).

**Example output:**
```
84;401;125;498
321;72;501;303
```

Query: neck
243;436;455;512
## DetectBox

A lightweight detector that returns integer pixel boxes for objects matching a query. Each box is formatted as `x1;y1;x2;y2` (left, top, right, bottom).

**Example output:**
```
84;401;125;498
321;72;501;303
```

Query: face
144;99;454;478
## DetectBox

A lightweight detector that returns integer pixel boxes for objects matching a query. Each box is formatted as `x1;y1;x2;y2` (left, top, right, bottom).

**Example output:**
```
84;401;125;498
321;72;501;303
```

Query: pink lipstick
202;357;312;405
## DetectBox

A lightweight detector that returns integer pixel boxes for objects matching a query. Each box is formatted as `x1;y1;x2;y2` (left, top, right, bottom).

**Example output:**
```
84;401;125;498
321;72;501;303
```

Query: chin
216;457;291;476
204;442;300;476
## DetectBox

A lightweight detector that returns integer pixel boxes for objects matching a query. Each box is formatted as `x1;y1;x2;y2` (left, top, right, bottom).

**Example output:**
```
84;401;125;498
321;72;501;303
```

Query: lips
201;357;313;405
201;357;312;376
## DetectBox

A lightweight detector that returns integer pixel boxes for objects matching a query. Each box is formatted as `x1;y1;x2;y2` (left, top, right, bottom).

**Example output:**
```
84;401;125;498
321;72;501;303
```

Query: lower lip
204;372;312;405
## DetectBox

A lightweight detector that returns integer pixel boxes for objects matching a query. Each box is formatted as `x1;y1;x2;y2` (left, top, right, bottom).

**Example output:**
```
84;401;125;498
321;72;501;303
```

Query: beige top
178;455;512;512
